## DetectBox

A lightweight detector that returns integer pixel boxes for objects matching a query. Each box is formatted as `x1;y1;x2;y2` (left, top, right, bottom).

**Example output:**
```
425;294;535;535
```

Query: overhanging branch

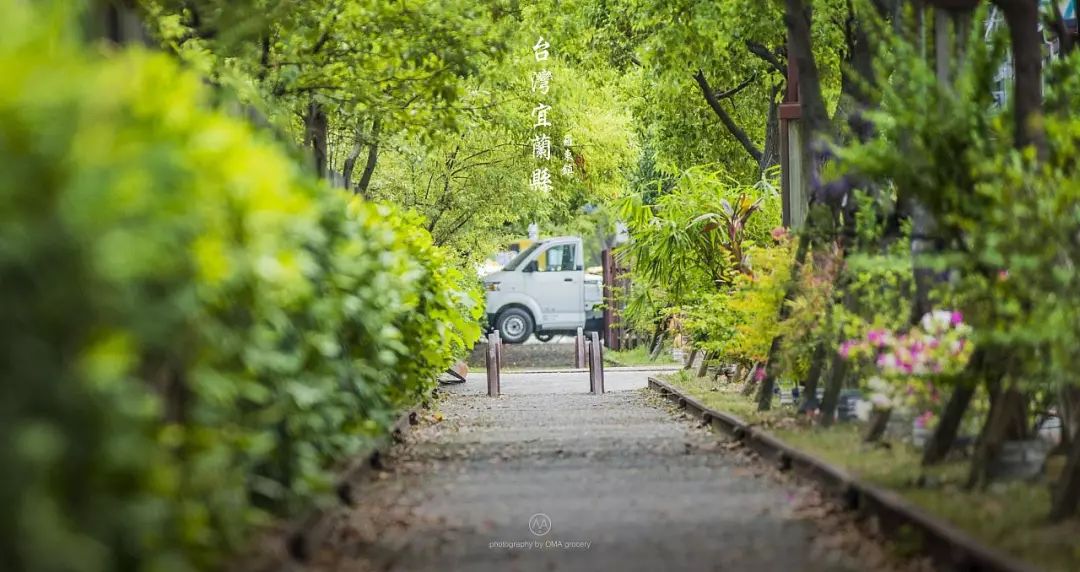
745;41;787;75
715;74;756;101
693;70;763;165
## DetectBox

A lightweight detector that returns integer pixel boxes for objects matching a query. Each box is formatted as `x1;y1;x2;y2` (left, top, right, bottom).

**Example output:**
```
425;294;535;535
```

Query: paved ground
305;370;912;572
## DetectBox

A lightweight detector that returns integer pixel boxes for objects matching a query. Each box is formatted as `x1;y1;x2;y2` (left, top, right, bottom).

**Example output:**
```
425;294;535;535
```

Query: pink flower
771;227;790;241
950;311;964;326
754;367;767;382
998;270;1009;282
867;330;887;347
838;341;855;359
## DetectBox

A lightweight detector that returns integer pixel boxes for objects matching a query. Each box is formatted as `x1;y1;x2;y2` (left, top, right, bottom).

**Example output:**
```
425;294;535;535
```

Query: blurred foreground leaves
0;3;481;570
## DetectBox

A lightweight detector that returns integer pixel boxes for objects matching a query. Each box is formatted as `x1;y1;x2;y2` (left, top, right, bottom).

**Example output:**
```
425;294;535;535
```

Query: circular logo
528;513;552;536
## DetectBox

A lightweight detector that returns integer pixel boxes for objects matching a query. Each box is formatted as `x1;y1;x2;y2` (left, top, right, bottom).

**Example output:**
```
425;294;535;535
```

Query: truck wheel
535;333;554;343
496;308;533;344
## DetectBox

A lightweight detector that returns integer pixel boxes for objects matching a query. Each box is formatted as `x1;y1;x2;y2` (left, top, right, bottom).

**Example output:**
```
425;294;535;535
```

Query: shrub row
0;7;480;571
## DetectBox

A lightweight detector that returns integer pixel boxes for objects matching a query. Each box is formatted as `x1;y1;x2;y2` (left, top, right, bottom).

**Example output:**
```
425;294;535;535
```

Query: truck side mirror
523;260;538;273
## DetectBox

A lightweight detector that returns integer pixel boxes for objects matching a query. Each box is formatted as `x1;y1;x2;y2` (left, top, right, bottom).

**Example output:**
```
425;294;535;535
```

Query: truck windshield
503;242;543;271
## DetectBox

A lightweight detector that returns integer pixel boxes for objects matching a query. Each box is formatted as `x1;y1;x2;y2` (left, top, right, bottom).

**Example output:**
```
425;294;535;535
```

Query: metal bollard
486;332;500;397
574;327;586;368
589;331;605;394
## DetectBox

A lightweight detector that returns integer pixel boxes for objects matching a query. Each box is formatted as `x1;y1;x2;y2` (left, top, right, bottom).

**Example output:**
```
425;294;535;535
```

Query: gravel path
305;371;902;572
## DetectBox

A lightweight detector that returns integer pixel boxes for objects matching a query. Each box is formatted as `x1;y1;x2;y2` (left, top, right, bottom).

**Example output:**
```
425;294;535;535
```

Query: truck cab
481;236;603;343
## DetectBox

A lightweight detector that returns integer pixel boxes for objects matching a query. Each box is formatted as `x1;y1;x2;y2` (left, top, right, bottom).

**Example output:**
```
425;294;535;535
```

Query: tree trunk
995;0;1046;156
1050;429;1080;521
819;349;850;427
922;383;976;465
648;317;669;362
342;136;363;191
761;82;783;171
1051;0;1076;57
756;232;812;411
784;0;830;137
835;0;878;142
922;347;1008;465
304;99;329;179
355;117;381;198
742;363;762;397
757;336;785;410
683;348;700;371
1062;386;1080;448
864;408;892;443
648;334;666;361
908;198;939;324
967;383;1027;489
696;351;712;378
799;341;827;413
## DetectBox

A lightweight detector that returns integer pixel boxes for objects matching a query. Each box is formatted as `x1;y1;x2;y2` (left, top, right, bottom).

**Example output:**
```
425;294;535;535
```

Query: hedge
0;5;481;571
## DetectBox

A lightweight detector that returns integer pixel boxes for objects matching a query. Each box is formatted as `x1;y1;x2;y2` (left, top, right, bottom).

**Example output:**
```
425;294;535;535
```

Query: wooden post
779;23;806;229
575;327;586;368
486;333;500;397
589;331;605;394
596;333;605;394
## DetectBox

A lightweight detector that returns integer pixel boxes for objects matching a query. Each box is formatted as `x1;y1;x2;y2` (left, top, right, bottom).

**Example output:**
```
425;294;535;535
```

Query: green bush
616;165;781;334
683;243;793;366
0;6;480;571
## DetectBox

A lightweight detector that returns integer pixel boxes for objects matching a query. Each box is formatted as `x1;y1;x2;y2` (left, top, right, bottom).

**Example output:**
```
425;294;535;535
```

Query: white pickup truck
481;236;604;343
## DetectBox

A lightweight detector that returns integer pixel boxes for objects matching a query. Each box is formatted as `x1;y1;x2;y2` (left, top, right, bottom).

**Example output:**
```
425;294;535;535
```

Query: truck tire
534;333;554;342
496;308;533;344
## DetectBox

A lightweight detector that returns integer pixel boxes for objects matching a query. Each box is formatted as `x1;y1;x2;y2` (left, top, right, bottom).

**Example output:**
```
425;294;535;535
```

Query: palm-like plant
692;194;764;284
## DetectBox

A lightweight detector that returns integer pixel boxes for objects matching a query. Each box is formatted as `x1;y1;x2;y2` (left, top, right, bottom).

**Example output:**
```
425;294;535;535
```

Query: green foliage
837;11;1008;239
138;0;639;259
776;244;842;379
0;8;479;571
572;0;848;177
142;0;512;139
683;243;794;365
831;252;914;341
953;105;1080;388
617;166;781;304
836;10;1080;399
367;53;637;262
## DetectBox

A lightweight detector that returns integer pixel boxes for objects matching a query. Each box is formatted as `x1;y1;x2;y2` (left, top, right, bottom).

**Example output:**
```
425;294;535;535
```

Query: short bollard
492;330;503;373
574;327;586;368
486;332;500;397
589;331;605;394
